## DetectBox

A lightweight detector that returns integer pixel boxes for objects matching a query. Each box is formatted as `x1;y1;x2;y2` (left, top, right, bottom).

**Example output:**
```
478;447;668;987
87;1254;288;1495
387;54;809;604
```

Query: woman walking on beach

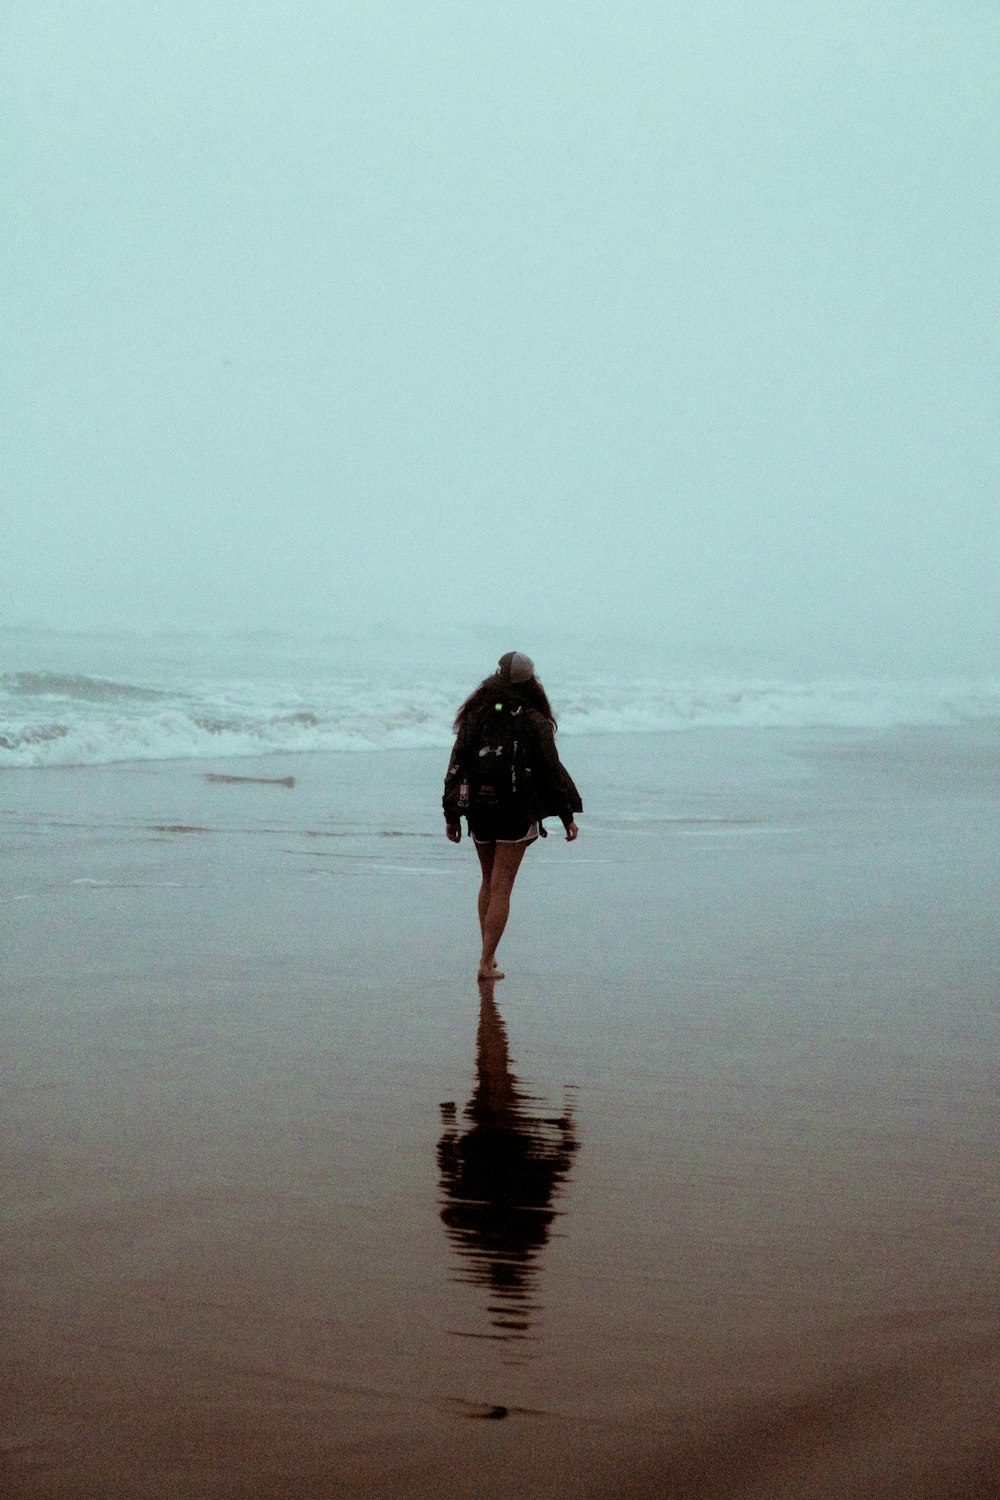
443;652;582;980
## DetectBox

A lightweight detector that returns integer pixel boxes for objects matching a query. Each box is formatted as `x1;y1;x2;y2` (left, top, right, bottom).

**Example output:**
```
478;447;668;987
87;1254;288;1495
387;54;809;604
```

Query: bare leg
478;840;529;980
474;839;496;943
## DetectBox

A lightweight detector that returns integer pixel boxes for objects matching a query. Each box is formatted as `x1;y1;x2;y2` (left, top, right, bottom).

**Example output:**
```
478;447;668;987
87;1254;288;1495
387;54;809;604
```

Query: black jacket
442;700;583;828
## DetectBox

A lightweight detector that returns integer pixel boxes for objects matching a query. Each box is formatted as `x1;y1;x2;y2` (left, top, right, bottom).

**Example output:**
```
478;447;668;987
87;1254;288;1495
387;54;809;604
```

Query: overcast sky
4;1;997;670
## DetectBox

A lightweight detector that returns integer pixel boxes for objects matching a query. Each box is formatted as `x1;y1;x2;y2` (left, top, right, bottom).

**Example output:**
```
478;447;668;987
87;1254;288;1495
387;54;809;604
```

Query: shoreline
4;713;1000;787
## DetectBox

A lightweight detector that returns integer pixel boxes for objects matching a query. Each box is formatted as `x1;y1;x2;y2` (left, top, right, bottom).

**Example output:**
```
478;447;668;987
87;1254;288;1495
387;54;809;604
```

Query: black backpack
463;699;531;814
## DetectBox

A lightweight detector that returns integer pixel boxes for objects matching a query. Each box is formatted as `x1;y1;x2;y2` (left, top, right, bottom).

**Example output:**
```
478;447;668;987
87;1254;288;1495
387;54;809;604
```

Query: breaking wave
3;670;172;703
3;664;1000;768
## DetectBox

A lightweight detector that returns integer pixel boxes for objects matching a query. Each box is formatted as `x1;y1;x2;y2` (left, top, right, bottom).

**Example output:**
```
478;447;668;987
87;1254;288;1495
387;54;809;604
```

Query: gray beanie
497;650;535;685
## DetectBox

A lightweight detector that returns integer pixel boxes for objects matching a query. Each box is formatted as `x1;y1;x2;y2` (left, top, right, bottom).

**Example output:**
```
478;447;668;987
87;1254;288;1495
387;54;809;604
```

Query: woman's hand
564;820;579;841
446;822;462;843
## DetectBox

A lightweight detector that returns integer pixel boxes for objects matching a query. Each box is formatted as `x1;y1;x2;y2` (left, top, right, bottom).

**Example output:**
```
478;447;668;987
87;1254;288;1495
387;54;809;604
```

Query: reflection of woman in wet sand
437;981;579;1346
443;652;582;980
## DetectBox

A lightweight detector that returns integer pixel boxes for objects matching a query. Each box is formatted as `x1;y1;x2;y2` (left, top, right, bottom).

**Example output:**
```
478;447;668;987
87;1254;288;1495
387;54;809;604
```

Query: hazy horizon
5;2;997;675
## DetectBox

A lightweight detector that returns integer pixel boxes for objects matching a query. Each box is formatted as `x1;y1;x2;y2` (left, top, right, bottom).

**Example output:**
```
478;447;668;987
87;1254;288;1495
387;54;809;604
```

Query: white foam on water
70;878;203;888
3;629;999;769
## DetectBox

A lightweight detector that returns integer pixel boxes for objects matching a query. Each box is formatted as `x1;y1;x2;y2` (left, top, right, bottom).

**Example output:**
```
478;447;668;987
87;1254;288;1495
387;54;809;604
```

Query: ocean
3;624;999;769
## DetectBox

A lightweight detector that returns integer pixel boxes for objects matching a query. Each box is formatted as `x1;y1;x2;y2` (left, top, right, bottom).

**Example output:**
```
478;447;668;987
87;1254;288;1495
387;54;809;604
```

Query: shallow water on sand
2;728;999;1497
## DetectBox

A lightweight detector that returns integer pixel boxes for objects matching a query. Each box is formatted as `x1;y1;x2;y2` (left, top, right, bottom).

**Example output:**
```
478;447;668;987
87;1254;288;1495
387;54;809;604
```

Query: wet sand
2;729;999;1497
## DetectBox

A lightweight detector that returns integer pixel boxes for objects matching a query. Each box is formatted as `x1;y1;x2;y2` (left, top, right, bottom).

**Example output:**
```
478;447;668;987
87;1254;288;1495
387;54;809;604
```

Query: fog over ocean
5;1;999;1492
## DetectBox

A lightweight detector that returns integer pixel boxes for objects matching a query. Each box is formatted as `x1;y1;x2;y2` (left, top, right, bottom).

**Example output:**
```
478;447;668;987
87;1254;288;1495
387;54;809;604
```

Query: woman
443;651;582;980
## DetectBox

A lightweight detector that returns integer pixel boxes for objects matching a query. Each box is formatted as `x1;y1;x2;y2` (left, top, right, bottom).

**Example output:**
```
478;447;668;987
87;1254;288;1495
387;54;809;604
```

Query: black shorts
468;814;539;845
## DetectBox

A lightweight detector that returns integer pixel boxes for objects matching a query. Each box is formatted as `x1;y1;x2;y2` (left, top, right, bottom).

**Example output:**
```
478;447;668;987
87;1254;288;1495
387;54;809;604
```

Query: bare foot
478;963;505;980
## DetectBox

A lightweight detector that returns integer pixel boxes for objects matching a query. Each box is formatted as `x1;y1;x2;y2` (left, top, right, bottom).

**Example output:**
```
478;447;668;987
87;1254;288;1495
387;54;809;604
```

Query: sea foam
2;658;999;768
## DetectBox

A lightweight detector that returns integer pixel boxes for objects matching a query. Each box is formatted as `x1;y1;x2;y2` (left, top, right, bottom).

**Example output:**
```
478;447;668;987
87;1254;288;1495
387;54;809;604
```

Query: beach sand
3;728;998;1498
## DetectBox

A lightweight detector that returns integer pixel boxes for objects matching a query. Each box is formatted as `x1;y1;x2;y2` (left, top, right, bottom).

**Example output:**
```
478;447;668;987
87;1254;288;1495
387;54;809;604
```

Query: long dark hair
454;673;557;733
